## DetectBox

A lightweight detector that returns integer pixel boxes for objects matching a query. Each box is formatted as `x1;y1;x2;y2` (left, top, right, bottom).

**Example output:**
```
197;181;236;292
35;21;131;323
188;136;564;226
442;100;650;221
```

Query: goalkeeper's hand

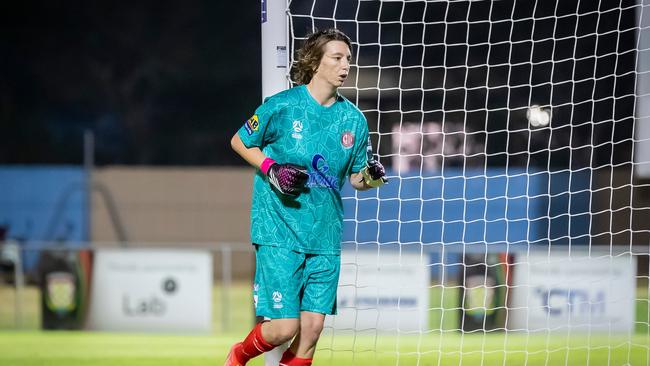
360;160;387;188
264;160;309;197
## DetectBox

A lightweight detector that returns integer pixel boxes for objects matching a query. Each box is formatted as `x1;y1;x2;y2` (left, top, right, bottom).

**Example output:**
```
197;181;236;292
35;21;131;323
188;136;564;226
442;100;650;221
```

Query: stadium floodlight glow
526;105;550;128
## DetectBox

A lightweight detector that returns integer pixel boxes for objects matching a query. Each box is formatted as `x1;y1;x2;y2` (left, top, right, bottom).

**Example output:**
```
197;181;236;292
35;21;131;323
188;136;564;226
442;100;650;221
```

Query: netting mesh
286;1;649;365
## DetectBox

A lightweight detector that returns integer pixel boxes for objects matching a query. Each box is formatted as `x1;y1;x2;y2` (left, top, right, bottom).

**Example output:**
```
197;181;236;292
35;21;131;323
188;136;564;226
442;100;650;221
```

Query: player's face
314;40;351;88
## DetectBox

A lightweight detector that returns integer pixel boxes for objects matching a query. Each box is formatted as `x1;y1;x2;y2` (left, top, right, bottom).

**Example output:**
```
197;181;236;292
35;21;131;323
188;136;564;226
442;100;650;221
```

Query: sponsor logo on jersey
292;120;303;139
306;154;339;190
244;115;259;135
341;131;354;148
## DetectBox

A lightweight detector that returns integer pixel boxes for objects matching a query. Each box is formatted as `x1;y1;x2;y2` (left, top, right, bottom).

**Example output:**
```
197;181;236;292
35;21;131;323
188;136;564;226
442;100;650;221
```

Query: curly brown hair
290;28;352;85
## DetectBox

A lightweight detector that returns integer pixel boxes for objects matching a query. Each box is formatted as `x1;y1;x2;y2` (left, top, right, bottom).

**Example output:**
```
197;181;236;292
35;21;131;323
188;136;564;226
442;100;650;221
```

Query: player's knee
266;321;299;344
275;327;299;344
301;317;324;339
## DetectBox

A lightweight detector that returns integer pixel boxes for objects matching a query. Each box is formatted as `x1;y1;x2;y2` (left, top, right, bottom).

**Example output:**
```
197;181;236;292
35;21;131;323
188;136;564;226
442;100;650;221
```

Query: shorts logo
292;120;303;139
341;131;354;149
244;115;260;135
272;291;283;309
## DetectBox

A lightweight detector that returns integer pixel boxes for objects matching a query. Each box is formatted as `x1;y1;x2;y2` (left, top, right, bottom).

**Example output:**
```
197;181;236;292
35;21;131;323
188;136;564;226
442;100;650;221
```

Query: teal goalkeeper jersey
237;85;369;255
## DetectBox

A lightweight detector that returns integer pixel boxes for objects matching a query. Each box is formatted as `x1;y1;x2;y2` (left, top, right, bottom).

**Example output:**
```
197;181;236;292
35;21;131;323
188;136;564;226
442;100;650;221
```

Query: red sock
236;322;275;363
279;349;313;366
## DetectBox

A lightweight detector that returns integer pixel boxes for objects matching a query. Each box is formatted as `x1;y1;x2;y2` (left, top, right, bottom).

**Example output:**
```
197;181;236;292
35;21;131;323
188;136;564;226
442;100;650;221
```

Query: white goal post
261;2;291;365
261;1;650;365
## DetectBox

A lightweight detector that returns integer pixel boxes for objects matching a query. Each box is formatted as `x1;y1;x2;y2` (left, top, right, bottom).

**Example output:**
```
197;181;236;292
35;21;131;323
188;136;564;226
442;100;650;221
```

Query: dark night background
0;0;638;168
0;0;260;166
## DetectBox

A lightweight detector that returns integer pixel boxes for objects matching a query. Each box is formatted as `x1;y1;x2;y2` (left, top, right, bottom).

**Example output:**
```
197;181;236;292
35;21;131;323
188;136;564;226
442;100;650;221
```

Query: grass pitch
0;331;648;366
1;283;649;365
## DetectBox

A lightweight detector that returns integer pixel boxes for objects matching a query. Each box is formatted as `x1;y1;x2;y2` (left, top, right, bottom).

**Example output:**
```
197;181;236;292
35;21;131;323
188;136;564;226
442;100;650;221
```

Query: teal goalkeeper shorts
253;245;340;319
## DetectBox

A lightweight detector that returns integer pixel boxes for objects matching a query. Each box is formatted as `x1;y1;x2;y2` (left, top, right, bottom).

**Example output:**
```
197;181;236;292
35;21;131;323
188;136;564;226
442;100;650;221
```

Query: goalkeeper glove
360;160;387;188
261;158;309;197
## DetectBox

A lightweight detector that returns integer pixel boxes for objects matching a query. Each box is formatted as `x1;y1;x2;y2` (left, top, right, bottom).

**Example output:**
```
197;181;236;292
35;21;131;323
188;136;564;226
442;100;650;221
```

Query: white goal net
283;1;650;365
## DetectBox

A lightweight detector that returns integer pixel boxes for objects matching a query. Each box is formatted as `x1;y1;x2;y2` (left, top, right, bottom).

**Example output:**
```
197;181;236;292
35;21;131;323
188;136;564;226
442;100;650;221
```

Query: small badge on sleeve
244;115;260;135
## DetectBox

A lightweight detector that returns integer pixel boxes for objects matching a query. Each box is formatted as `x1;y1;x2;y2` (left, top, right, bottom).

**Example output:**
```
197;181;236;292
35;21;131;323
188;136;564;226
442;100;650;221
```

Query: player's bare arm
230;133;266;169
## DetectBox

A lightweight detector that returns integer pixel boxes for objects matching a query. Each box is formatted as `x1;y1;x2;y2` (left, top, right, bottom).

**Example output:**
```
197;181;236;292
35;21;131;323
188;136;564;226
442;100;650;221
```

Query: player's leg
261;318;300;345
279;253;340;365
280;311;325;364
225;245;305;366
225;318;299;366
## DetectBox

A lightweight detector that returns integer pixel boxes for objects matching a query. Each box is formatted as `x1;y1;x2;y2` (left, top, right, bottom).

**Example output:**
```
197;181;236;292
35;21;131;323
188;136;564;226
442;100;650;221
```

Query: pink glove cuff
260;157;276;175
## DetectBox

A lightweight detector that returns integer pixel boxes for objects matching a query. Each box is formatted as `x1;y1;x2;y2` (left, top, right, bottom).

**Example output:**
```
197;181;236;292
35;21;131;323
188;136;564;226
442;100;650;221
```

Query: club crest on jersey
244;115;259;135
341;131;354;149
292;120;303;139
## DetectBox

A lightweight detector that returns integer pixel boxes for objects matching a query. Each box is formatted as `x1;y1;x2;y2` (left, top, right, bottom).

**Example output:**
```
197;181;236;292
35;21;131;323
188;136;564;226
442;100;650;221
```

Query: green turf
0;331;262;366
1;283;649;365
0;331;648;366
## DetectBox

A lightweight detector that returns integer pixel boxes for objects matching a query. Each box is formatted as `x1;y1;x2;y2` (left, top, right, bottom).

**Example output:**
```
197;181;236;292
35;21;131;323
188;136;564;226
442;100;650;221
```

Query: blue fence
0;166;591;274
342;168;591;248
0;166;88;271
341;168;591;279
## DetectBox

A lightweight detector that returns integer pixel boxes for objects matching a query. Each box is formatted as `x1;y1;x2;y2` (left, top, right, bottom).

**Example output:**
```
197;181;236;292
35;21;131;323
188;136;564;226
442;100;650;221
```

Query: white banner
86;249;212;333
326;250;430;332
508;252;636;333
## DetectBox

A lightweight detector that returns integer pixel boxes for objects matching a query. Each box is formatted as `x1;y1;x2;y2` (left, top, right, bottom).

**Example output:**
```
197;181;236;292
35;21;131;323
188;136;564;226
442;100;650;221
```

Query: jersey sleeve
237;96;282;148
349;113;370;174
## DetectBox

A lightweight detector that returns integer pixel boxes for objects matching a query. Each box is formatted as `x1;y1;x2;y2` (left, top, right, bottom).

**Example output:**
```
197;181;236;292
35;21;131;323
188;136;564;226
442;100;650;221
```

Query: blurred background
0;0;265;334
0;0;260;166
0;2;648;360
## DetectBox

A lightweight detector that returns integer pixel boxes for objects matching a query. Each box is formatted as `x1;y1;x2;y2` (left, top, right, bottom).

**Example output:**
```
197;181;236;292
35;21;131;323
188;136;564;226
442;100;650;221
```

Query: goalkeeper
225;28;386;366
